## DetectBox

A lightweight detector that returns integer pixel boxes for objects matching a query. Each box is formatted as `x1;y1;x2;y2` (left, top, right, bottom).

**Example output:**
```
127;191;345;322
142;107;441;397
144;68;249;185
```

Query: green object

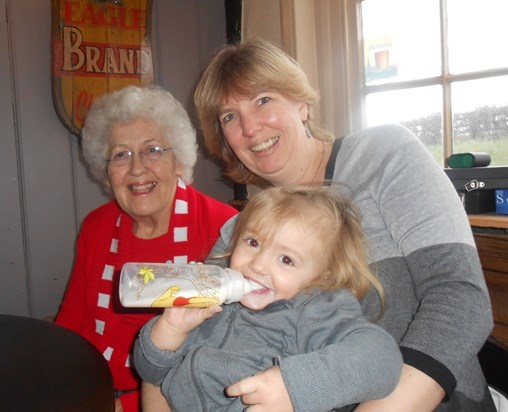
447;152;491;168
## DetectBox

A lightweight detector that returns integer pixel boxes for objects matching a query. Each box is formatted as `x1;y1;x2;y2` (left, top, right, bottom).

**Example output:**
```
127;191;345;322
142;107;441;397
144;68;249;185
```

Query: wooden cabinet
469;214;508;395
474;231;508;348
470;214;508;349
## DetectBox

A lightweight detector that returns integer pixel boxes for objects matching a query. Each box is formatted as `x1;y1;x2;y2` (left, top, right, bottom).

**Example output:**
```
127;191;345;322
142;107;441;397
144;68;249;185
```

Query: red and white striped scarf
94;178;190;371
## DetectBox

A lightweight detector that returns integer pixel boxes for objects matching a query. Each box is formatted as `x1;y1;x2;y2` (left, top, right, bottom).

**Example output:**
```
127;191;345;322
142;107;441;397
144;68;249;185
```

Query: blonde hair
228;186;385;308
194;39;334;187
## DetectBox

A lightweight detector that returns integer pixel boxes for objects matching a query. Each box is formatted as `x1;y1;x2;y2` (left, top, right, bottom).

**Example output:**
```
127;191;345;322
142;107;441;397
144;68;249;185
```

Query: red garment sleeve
54;226;89;333
54;203;114;333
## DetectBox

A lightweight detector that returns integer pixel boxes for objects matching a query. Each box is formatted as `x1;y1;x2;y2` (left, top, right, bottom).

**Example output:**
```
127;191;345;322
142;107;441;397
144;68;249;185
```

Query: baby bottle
119;262;263;308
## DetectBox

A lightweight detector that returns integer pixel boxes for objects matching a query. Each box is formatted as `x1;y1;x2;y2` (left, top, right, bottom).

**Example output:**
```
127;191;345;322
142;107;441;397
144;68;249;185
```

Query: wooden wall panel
0;0;30;316
0;0;229;319
9;0;79;319
152;0;234;202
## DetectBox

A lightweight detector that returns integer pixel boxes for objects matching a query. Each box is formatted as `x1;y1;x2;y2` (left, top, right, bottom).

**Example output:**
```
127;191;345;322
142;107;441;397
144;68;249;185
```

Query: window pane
366;86;443;163
448;0;508;74
361;0;441;85
452;76;508;166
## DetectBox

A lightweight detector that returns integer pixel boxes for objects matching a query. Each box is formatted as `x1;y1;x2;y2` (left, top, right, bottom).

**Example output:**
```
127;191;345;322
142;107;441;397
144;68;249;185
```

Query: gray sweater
134;290;402;411
332;124;494;411
206;125;495;411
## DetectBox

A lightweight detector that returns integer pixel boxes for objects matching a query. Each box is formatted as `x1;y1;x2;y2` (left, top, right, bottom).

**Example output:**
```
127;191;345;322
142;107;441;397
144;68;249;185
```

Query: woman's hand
114;398;124;412
151;305;222;351
354;364;445;412
226;365;293;412
141;381;172;412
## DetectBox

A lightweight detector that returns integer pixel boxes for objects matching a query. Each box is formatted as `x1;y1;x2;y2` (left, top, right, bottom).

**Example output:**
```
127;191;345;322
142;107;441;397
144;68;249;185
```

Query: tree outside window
357;0;508;166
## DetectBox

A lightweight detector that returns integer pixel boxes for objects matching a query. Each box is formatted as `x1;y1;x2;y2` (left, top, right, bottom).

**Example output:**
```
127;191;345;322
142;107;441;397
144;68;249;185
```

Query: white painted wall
0;0;232;319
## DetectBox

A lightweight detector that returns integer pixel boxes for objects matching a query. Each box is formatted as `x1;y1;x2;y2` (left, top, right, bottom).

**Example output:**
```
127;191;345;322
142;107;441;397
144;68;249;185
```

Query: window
354;0;508;167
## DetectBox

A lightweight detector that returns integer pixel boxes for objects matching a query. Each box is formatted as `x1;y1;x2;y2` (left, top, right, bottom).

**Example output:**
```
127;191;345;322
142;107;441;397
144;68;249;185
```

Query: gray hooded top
134;289;402;412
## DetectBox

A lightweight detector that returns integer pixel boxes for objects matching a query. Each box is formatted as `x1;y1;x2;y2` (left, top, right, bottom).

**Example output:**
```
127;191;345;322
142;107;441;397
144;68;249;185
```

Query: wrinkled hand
226;366;293;412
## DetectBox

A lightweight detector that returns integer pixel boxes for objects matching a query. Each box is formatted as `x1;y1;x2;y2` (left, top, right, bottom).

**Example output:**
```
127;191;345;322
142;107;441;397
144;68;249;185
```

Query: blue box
496;189;508;215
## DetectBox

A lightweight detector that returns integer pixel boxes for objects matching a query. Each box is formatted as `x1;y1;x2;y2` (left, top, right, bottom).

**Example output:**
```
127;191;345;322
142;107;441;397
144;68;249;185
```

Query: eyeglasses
106;145;172;167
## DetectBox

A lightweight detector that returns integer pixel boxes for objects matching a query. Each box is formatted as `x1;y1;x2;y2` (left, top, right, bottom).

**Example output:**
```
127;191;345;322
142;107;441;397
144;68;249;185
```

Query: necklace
310;140;326;187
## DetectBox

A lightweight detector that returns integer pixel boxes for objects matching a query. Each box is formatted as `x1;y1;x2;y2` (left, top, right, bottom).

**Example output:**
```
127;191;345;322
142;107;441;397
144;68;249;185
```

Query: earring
304;121;312;139
238;162;244;171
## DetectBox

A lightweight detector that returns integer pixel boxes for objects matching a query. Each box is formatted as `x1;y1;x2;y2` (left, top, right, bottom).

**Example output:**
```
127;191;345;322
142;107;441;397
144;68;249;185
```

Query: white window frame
345;0;508;166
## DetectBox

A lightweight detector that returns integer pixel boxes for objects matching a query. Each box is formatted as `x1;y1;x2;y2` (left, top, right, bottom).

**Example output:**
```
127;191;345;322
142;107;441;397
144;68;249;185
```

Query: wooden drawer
474;232;508;348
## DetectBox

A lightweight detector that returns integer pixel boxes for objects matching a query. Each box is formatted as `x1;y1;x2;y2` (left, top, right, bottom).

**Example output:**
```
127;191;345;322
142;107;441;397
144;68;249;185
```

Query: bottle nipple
223;269;264;304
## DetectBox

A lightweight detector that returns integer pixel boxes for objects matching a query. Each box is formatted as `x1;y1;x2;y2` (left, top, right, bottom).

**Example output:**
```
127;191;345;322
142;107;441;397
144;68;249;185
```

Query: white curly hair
82;85;197;185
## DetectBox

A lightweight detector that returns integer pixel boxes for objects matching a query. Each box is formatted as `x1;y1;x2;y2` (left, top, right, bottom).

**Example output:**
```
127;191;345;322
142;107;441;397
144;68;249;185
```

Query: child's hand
162;305;222;334
226;365;293;412
151;305;222;351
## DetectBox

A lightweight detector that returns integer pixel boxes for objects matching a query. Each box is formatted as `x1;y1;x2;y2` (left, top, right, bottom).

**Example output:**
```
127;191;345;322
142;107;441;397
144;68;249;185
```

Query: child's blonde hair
229;186;385;308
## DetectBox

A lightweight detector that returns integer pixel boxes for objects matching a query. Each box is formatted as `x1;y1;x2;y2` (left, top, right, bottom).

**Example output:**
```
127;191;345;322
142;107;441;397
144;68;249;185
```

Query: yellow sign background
51;0;154;136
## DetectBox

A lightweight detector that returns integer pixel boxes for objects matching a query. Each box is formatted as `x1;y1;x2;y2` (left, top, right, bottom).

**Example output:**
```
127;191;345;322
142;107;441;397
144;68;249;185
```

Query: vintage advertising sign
51;0;154;136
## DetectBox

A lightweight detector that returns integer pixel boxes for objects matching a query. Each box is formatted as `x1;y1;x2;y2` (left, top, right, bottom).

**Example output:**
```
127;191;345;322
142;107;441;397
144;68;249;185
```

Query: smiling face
106;118;184;235
219;92;320;187
230;217;322;310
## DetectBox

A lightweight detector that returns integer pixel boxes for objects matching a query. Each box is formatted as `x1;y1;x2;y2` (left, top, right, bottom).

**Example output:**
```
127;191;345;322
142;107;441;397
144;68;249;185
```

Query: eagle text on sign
51;0;154;136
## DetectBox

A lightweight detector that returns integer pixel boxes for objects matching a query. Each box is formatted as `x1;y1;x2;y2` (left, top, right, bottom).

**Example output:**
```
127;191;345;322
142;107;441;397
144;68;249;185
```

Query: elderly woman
55;85;238;412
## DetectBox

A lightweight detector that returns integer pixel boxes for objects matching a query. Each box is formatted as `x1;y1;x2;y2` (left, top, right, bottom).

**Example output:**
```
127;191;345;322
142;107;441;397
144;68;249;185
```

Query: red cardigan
55;185;238;411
